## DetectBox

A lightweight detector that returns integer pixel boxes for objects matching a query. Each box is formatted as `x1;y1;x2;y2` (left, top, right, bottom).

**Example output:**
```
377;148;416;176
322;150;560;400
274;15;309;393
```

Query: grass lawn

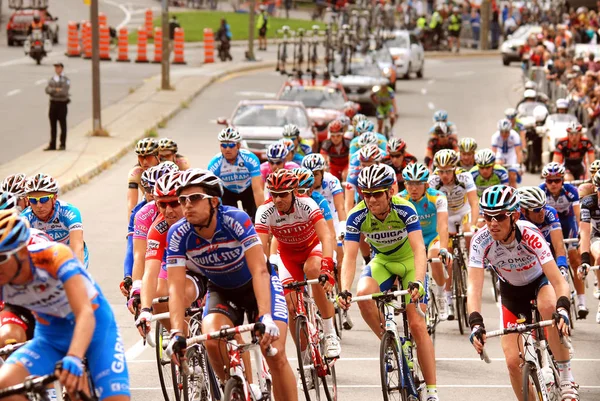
128;10;324;43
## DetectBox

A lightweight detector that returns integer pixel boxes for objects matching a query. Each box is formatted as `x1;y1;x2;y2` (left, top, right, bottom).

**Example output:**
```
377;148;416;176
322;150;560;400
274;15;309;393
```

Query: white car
501;25;542;66
385;30;424;79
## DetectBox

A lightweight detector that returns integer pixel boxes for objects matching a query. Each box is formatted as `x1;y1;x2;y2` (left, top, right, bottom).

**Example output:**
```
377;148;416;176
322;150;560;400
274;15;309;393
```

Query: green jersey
469;165;509;197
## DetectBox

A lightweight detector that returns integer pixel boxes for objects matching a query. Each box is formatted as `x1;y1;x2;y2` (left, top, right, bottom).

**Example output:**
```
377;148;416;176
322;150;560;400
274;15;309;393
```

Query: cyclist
579;171;600;322
383;137;417;192
457;137;477;172
21;174;88;269
577;159;600;198
320;120;352;181
127;138;160;217
553;122;595;181
255;170;340;359
370;85;398;134
260;142;300;183
0;210;130;401
352;113;368;129
165;169;297;400
1;173;28;212
540;162;586;318
468;185;578;401
157;137;190;170
429;109;458;135
424;122;459;169
469;149;509;197
278;138;303;165
491;118;523;187
208;127;264;221
349;122;388;156
337;164;440;401
283;123;312;159
504;107;522;132
346;145;389;214
400;163;453;320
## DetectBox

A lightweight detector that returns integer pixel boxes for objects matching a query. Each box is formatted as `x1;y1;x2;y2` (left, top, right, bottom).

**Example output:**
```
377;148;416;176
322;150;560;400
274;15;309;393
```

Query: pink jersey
133;201;159;241
255;195;324;253
260;161;300;182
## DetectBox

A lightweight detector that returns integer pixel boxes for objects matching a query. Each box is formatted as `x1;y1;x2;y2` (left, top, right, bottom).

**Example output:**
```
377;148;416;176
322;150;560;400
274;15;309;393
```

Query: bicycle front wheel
155;321;179;401
223;377;245;401
522;362;544;401
426;283;438;347
452;261;465;335
379;331;408;401
296;315;321;401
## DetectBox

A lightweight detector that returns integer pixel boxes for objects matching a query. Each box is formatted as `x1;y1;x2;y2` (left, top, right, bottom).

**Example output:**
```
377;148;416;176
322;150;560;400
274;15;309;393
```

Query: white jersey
469;220;553;287
314;172;343;224
428;172;476;214
491;130;521;166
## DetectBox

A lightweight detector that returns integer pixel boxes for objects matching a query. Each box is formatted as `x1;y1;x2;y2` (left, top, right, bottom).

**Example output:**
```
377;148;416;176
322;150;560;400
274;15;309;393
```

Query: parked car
7;8;59;46
386;30;425;79
500;24;542;66
217;100;315;161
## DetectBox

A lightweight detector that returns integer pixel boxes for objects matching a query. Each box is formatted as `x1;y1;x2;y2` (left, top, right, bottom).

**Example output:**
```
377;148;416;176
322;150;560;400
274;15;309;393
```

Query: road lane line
421;88;427;95
102;0;131;30
35;79;46;86
125;339;146;361
427;102;435;110
427;79;435;85
6;89;21;97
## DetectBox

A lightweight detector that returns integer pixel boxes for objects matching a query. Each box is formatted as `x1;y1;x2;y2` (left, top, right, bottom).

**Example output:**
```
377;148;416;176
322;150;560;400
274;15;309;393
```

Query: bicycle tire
155;321;179;401
333;282;343;340
522;362;544;401
426;285;438;347
296;315;321;401
452;260;465;335
223;377;245;401
379;331;408;401
490;269;499;303
460;263;469;329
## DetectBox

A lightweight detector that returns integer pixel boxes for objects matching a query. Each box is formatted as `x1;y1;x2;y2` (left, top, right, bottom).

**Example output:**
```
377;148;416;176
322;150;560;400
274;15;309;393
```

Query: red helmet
266;170;298;192
387;137;407;153
328;119;343;134
344;106;357;119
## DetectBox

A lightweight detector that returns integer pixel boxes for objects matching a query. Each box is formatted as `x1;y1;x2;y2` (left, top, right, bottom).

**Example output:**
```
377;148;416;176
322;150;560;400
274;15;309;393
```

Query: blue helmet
302;153;326;171
356;120;375;134
266;143;289;162
292;168;315;189
433;109;448;122
479;185;520;214
0;210;30;253
541;162;566;178
0;192;17;211
402;163;429;182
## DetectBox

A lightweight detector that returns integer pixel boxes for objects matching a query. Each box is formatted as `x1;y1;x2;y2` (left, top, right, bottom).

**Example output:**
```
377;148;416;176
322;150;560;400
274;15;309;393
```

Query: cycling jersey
428;122;457;135
581;193;600;237
320;138;351;167
398;188;447;247
554;136;594;179
314;172;343;223
373;87;394;107
208;149;261;194
259;161;300;182
383;153;418;191
491;130;521;166
3;243;129;400
539;183;579;238
124;199;148;278
519;205;561;245
311;191;332;221
132;201;159;241
21;200;89;268
349;133;388;156
428;172;475;214
426;136;459;163
296;140;313;158
146;215;170;267
469;165;509;197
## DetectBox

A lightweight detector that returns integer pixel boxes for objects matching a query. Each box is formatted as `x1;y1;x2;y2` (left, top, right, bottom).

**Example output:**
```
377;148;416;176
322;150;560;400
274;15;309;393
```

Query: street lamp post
247;0;256;61
161;0;170;90
91;0;106;136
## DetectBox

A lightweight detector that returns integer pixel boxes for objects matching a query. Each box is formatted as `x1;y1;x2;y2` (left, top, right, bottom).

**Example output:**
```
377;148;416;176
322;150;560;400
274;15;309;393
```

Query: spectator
491;6;500;49
44;63;70;151
257;5;270;51
470;8;480;49
217;18;233;61
504;12;517;36
169;15;180;41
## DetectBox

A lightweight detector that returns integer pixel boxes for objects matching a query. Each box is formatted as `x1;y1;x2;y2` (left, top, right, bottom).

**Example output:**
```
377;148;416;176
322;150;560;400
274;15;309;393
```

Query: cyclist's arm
345;187;355;216
515;144;523;164
315;218;334;259
68;230;85;264
437;211;449;250
245;244;273;318
579;221;591;255
333;192;347;221
574;203;581;227
466;266;484;315
467;190;479;228
251;176;265;207
167;266;187;335
552;150;563;163
424;148;433;168
341;239;359;291
141;259;161;310
64;274;96;359
258;232;271;257
127;188;138;218
542;259;570;299
408;230;426;283
549;229;567;260
132;238;147;282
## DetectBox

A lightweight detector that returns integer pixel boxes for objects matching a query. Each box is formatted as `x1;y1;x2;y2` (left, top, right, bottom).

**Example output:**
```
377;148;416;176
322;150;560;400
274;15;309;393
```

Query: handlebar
282;277;325;290
563;238;579;244
350;289;426;318
0;341;26;358
186;322;278;357
145;307;203;348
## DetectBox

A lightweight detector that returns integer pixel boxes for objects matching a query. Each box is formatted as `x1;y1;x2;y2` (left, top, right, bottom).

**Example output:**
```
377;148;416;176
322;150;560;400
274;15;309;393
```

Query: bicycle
448;224;473;334
284;277;337;401
563;238;581;329
425;257;444;346
351;287;426;401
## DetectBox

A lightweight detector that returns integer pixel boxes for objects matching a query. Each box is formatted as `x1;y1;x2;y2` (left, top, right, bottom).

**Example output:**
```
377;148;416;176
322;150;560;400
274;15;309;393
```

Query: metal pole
91;0;104;135
480;0;490;50
247;0;256;61
161;0;170;90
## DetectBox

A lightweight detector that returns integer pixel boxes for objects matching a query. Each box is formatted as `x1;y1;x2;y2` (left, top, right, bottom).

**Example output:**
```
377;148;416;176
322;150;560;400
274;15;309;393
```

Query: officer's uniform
44;63;70;150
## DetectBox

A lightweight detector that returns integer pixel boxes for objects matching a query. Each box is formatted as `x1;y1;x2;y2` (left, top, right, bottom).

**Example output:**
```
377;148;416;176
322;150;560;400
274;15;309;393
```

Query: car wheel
403;64;411;79
416;63;424;78
502;56;510;66
7;38;13;47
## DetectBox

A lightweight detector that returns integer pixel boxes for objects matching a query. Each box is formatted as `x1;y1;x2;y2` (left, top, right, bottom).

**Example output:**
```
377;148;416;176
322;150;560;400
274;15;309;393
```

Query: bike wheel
452;261;464;335
490;269;499;303
155;321;179;401
379;331;408;401
296;315;321;401
223;377;245;401
460;264;469;329
426;284;438;346
522;362;544;401
333;283;343;340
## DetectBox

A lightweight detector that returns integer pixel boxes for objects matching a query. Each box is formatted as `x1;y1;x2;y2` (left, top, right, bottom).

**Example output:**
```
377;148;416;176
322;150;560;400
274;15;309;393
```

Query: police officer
448;7;462;53
429;7;443;48
44;62;70;151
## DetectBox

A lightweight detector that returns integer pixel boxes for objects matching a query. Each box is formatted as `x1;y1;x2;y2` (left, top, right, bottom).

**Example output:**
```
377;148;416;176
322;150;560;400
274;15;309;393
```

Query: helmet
25;173;58;194
593;171;600;188
475;148;496;166
356;120;375;134
135;138;159;156
158;138;178;152
556;98;569;109
0;192;18;211
1;174;27;197
266;169;299;192
433;122;449;136
387;137;407;154
141;161;179;190
339;115;351;129
217;127;242;143
282;124;300;139
0;210;30;253
479;185;520;214
357;164;395;190
518;186;547;210
266;143;289;162
357;132;379;148
154;171;182;197
343;106;357;119
402;163;429;182
504;108;518;119
302;153;326;171
278;138;295;153
458;137;477;153
352;113;367;127
177;168;224;197
524;81;538;90
566;121;583;134
292;168;315;188
533;106;548;123
358;144;383;162
33;12;41;22
541;162;566;178
433;149;458;168
524;89;537;99
498;119;512;132
589;159;600;176
328;119;344;134
433;109;448;122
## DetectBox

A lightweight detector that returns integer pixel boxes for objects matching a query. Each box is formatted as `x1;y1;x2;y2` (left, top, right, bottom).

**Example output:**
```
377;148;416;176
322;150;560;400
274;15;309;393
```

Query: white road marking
6;89;21;97
102;0;132;30
427;79;435;85
427;102;435;110
124;339;146;361
35;79;46;85
421;88;427;95
455;71;475;77
235;91;277;98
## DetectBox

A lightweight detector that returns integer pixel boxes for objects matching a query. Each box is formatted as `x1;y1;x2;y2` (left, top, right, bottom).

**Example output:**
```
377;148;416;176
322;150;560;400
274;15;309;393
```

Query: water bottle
401;338;414;370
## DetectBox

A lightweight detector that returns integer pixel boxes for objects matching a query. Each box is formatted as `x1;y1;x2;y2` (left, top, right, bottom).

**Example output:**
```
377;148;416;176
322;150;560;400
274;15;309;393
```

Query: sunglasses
437;169;455;174
157;200;180;209
270;191;292;199
479;165;494;169
159;154;174;161
362;189;388;199
483;212;512;222
390;153;404;159
297;188;311;195
178;193;214;205
268;160;284;166
330;133;343;137
27;194;55;205
525;207;544;213
405;181;424;187
546;178;563;184
220;143;237;149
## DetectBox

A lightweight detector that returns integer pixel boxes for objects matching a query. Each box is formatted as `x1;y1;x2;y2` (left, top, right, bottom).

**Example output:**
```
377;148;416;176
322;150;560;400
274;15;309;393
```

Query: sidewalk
0;47;278;194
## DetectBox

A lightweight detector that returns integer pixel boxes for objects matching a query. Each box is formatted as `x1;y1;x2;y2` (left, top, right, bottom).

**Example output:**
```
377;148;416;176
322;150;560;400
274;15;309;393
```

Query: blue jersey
349;148;388;169
539;183;579;237
21;200;89;268
349;133;388;156
292;152;305;165
166;205;262;289
519;205;561;245
398;188;448;247
208;149;261;194
128;200;147;235
311;191;332;221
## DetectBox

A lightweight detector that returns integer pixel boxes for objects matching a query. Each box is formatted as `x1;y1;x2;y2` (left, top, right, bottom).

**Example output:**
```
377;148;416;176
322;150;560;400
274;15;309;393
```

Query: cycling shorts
203;274;288;325
0;304;35;340
360;254;427;305
500;274;549;328
185;270;208;302
329;164;347;182
6;301;130;400
376;104;394;120
448;29;461;37
565;161;585;180
448;204;470;233
279;242;323;293
222;186;257;223
560;217;578;250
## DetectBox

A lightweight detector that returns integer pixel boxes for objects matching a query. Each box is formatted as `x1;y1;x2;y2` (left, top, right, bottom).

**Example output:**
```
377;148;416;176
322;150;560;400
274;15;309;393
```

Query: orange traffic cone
145;9;153;38
116;27;130;62
203;28;214;64
99;12;107;27
65;21;80;57
136;27;149;63
82;22;92;59
172;27;186;65
99;24;112;61
152;27;162;63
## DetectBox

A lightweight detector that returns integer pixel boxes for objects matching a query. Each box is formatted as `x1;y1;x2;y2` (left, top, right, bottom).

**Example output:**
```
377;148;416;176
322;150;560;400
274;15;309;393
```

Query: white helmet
218;127;242;143
177;168;223;197
25;173;59;194
533;106;548;123
524;81;538;90
498;119;512;132
556;98;569;109
518;186;547;210
524;89;537;99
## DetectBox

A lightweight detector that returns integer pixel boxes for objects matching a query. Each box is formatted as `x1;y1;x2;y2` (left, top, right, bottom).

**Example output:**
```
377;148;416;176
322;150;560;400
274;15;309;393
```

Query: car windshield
547;114;578;124
279;86;346;109
510;25;530;39
387;36;409;48
13;15;33;24
334;58;381;77
232;104;309;127
517;101;546;117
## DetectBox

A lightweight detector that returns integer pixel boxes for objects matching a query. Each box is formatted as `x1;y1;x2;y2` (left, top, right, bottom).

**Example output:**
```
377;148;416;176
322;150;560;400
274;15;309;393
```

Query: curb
426;51;499;59
59;60;277;195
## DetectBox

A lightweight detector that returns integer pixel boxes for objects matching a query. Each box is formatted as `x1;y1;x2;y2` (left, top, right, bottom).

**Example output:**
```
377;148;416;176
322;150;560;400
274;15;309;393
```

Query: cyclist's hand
338;220;346;241
258;313;280;347
135;308;153;338
127;290;140;316
336;290;352;310
577;263;590;280
120;276;132;297
57;355;85;395
439;248;451;264
407;281;425;302
165;332;187;361
320;256;336;292
553;308;570;337
469;325;486;354
558;266;569;282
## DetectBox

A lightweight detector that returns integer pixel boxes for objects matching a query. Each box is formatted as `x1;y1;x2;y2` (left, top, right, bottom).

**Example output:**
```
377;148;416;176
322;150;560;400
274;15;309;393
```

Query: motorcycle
520;116;544;174
23;30;51;65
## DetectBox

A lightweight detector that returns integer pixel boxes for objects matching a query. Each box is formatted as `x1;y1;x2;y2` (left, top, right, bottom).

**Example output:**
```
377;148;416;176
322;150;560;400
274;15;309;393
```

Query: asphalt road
59;56;600;400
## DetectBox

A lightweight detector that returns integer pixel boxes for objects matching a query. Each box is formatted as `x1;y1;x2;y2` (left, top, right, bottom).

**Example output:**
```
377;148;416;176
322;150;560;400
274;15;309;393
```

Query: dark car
7;8;59;46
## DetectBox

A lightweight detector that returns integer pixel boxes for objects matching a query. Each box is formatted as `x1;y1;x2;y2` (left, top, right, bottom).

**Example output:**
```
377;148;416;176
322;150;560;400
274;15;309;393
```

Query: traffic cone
152;27;162;63
82;21;92;59
65;21;80;57
116;27;130;62
99;12;107;27
203;28;214;64
172;27;186;65
145;9;153;38
136;27;149;63
99;24;112;61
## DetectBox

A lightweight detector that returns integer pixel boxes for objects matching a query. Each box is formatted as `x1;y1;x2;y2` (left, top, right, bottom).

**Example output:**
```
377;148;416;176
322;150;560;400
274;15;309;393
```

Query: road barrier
99;25;112;61
65;21;80;57
153;27;163;63
136;27;149;63
116;27;130;62
173;28;186;64
145;9;154;38
203;28;214;63
82;22;92;59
